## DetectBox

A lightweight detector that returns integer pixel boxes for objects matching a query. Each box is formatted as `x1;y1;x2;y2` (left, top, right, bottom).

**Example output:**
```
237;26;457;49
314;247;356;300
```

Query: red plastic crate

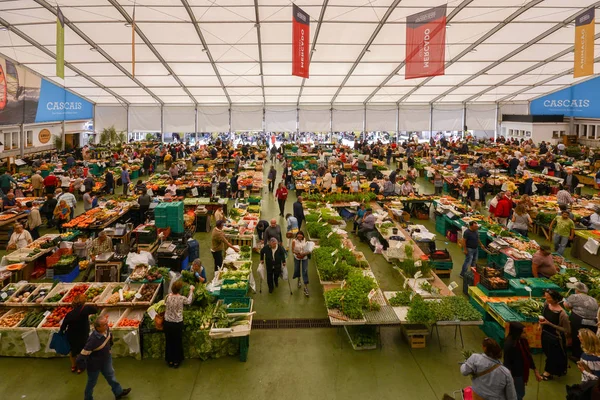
471;266;480;286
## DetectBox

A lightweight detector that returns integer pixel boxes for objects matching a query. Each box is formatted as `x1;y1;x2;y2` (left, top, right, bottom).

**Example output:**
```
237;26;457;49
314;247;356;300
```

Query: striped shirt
581;353;600;382
556;190;573;205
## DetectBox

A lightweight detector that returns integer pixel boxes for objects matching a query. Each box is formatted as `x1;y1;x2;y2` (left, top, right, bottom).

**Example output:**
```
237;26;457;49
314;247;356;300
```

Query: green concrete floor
0;162;583;399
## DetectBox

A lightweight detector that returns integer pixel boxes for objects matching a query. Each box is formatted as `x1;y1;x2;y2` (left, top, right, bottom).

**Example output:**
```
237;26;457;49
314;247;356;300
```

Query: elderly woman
349;176;360;193
400;179;414;196
7;223;33;250
164;280;194;368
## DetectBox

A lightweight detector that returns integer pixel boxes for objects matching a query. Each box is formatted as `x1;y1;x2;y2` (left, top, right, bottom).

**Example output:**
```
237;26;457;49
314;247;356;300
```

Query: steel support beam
296;0;329;106
180;0;231;105
363;0;474;105
330;0;403;105
253;0;266;104
107;0;197;105
429;2;600;103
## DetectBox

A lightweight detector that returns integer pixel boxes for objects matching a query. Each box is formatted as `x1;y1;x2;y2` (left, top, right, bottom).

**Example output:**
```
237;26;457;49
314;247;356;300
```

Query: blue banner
35;79;93;123
530;76;600;118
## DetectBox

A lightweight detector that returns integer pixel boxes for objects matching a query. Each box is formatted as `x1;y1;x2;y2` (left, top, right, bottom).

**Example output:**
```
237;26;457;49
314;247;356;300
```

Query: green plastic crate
476;283;515;297
510;278;560;297
469;298;491;321
488;302;523;323
220;279;248;298
481;321;506;347
223;297;251;313
431;260;453;270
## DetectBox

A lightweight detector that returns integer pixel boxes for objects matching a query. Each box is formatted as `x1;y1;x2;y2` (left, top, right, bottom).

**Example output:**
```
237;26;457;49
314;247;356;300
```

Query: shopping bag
23;330;41;354
532;183;538;193
49;331;71;355
281;265;289;280
257;262;266;281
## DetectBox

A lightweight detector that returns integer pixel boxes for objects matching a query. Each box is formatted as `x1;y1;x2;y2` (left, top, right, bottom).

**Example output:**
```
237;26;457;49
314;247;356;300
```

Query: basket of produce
84;284;108;303
42;283;70;304
99;283;142;306
6;283;38;305
61;284;90;304
98;308;127;328
0;310;28;328
0;283;23;303
114;309;145;329
480;275;509;291
132;283;160;304
479;265;504;278
222;297;252;313
507;298;544;321
220;279;248;298
41;306;72;328
25;284;53;304
46;248;74;268
18;310;46;328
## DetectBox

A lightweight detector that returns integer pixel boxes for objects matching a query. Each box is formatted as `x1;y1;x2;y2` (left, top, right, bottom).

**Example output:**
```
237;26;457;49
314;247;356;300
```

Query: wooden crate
402;324;429;349
435;269;451;278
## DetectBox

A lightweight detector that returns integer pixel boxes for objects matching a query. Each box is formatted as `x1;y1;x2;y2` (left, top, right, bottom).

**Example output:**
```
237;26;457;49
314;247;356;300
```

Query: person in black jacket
467;181;486;211
143;154;153;175
504;322;542;400
508;156;520;177
256;219;269;241
78;317;131;400
260;238;287;293
563;170;580;194
293;196;305;228
105;170;114;195
60;294;99;373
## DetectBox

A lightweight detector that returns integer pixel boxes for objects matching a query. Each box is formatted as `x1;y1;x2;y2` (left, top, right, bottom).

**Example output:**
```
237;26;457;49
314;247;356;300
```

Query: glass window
11;131;18;149
26;130;33;147
3;132;10;149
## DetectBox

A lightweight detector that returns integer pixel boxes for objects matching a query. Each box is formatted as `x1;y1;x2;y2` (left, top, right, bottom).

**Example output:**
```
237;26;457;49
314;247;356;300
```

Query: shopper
354;204;366;234
78;317;131;400
0;171;16;196
60;294;99;373
504;322;542;400
211;220;238;271
53;200;70;234
433;171;444;195
461;337;518;400
461;221;483;277
264;219;283;245
540;289;570;380
556;185;574;206
25;201;42;240
164;280;194;368
105;169;114;195
531;245;559;278
358;208;375;242
260;237;287;294
256;219;269;242
121;166;130;196
549;209;575;256
564;282;599;361
83;190;94;212
292;231;310;296
267;165;277;193
166;179;178;196
56;188;77;219
285;213;298;250
467;181;485;211
44;172;59;195
275;182;288;217
31;170;44;198
41;193;58;228
494;192;513;227
213;207;224;225
578;329;600;383
60;172;71;191
137;188;152;223
7;223;33;250
510;204;532;238
564;169;580;193
293;196;305;228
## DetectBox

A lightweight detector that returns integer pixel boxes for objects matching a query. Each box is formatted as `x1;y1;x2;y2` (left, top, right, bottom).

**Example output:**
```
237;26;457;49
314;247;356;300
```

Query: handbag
50;331;71;355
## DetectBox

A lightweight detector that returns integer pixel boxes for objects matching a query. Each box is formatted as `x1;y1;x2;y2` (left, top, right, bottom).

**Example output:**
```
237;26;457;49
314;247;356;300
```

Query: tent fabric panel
500;103;529;117
466;104;497;132
197;107;230;132
366;106;397;132
129;106;162;132
163;106;196;132
231;106;264;131
299;106;331;132
265;107;297;132
95;105;127;133
332;106;364;132
399;105;430;131
432;105;464;131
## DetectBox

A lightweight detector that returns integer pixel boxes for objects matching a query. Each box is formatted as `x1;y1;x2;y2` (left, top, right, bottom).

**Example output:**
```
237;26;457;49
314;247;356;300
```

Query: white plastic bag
22;330;41;354
305;241;315;254
504;258;516;277
123;331;140;354
248;270;256;292
257;262;266;281
584;238;600;255
532;183;538;193
281;265;288;280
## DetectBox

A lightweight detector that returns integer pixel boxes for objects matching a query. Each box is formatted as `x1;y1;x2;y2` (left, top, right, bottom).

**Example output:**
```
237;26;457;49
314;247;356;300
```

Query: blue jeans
85;355;123;400
293;258;309;284
513;376;525;400
553;233;569;255
461;247;478;276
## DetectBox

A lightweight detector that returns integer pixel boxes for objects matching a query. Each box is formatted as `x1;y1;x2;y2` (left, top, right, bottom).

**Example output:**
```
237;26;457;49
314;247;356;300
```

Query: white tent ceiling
0;0;598;106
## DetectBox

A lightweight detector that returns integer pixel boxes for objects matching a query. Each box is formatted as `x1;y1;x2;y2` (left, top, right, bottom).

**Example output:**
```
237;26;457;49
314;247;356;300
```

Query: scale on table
95;252;114;262
158;241;177;254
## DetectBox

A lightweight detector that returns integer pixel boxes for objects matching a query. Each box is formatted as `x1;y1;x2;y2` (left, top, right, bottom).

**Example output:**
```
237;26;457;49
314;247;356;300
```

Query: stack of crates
154;202;184;233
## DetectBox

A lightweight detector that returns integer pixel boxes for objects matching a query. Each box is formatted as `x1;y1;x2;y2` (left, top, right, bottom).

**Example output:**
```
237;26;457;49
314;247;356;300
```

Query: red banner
405;5;447;80
292;4;310;78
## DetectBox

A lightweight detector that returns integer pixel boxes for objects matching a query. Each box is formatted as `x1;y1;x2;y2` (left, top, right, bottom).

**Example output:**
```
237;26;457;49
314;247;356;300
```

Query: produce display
85;286;106;302
324;270;379;319
136;284;158;302
0;311;27;327
19;311;46;328
62;284;90;303
508;299;545;319
0;284;20;303
45;290;67;303
117;318;141;328
406;295;482;326
388;291;412;307
27;286;52;304
42;307;72;328
212;303;250;329
9;284;37;303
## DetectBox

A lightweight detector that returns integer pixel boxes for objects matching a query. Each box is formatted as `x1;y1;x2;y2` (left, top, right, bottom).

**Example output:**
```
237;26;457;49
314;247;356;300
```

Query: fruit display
27;286;52;304
9;284;37;303
134;284;158;303
85;286;106;302
19;311;46;328
62;284;90;303
0;284;20;303
41;307;72;328
117;318;140;327
44;290;68;303
0;310;27;327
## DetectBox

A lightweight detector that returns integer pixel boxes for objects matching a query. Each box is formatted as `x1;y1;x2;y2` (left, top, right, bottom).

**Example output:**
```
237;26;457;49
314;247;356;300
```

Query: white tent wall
265;106;297;132
499;103;529;117
129;106;162;132
231;106;264;132
399;104;430;132
95;105;127;133
332;105;365;132
432;104;464;132
466;104;496;132
366;106;397;132
197;107;230;133
299;106;331;132
163;106;195;132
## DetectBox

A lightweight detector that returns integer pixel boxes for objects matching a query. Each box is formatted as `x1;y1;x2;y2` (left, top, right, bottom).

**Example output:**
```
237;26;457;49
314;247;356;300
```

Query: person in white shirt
7;223;33;250
60;173;71;190
54;188;77;219
590;207;600;230
166;179;178;196
322;170;333;192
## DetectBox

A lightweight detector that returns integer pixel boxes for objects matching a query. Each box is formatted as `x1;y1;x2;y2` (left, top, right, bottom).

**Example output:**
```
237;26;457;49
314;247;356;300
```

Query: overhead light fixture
124;22;132;27
90;47;98;52
0;26;7;32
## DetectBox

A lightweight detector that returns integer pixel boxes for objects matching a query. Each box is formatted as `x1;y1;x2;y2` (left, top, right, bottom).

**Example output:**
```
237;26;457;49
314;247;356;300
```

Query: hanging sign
405;5;447;79
292;4;310;78
574;7;595;78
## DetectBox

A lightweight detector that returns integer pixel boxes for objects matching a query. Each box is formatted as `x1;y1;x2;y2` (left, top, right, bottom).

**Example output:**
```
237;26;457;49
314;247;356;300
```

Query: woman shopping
503;322;542;400
53;199;71;234
540;289;570;380
292;231;310;297
59;294;99;373
164;280;194;368
275;182;288;217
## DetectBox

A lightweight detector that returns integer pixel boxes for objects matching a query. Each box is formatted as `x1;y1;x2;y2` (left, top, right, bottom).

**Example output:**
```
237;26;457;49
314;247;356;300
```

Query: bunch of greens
388;290;412;306
406;295;437;326
306;222;332;239
323;270;378;319
314;246;353;282
345;326;378;348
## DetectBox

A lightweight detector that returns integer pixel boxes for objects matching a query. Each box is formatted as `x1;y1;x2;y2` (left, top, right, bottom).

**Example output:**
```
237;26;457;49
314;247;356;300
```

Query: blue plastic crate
54;265;81;283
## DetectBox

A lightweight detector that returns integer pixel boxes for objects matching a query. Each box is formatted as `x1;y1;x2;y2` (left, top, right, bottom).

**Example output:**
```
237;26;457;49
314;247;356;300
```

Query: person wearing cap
540;289;570;380
564;282;599;361
31;170;44;198
531;245;559;278
504;322;542;400
549;209;575;256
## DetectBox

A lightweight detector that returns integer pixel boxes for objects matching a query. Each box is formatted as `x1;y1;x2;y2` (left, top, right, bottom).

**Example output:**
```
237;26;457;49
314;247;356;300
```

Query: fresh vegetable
19;311;46;328
45;290;67;303
42;306;72;327
63;284;90;303
388;291;412;306
117;318;140;327
508;299;544;319
0;311;27;327
85;286;105;302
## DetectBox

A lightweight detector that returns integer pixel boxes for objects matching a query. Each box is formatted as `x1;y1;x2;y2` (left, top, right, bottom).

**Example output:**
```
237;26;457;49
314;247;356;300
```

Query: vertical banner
132;6;136;78
574;7;595;78
405;5;447;80
56;6;65;79
292;4;310;78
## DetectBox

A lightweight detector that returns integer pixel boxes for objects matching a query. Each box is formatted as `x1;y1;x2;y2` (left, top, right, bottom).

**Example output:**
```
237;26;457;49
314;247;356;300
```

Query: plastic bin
223;297;251;313
54;265;81;283
220;279;248;298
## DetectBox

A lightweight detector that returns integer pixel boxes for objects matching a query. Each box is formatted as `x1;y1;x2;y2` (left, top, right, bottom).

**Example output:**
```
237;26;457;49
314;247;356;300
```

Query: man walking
264;219;282;245
260;238;287;293
78;316;131;400
121;166;130;196
293;196;305;228
31;170;44;198
461;221;484;277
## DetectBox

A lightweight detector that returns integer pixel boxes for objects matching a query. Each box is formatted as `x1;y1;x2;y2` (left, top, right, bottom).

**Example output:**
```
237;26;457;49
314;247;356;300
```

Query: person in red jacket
494;192;513;227
275;182;288;217
43;173;59;195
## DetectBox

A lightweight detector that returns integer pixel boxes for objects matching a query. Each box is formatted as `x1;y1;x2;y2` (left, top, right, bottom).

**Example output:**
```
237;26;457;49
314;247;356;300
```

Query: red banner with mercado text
405;5;447;80
292;4;310;78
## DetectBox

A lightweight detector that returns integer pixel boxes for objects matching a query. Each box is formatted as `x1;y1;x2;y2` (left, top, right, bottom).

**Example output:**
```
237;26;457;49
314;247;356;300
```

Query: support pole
160;106;164;143
19;124;24;158
363;105;367;143
429;104;433;142
494;103;499;142
462;104;467;139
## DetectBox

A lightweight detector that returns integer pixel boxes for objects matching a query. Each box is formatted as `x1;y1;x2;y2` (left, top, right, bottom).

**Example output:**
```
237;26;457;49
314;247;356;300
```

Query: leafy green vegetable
388;291;412;306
